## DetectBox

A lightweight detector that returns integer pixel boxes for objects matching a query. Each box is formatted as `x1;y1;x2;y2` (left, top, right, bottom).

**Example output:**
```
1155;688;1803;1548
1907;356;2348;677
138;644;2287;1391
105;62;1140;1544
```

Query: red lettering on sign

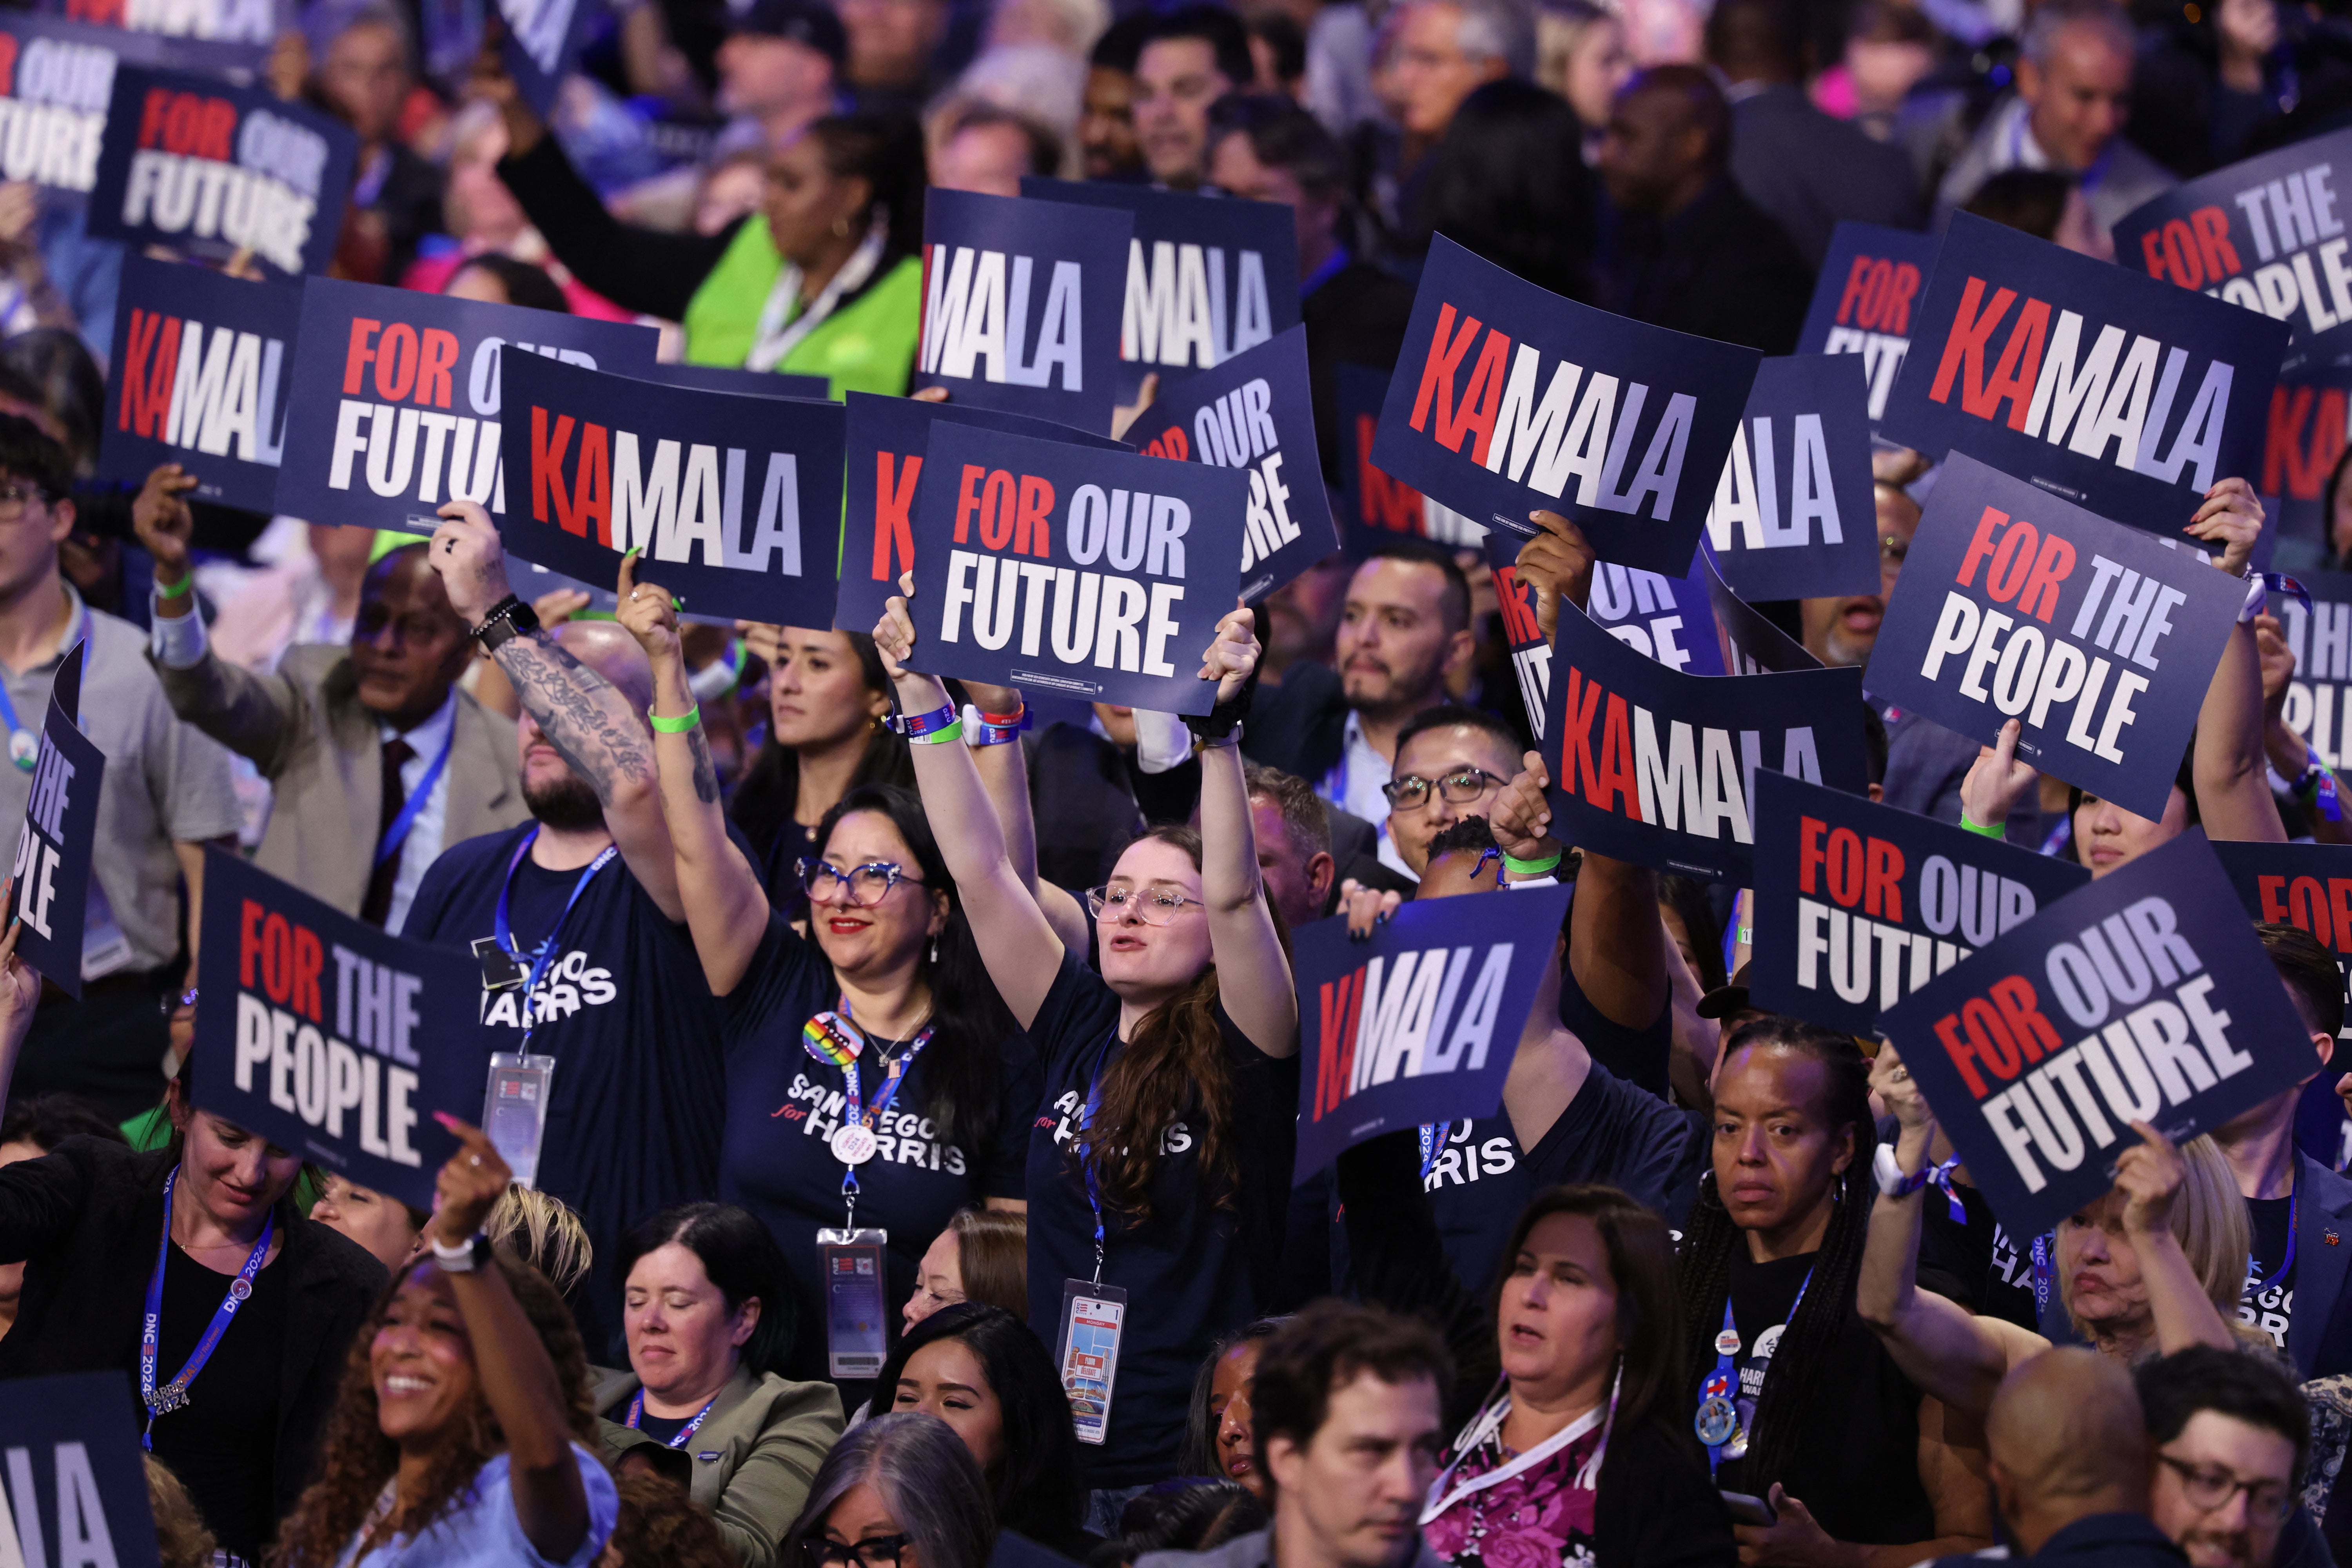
118;309;182;440
953;464;985;544
1438;328;1509;464
2014;534;2076;624
873;453;920;583
1975;298;2050;428
1989;975;2059;1065
1356;416;1426;534
1934;1012;1989;1098
530;406;575;527
1493;564;1541;646
1866;837;1904;920
343;319;381;396
416;328;458;409
1409;304;1483;436
1798;815;1829;896
2193;206;2243;279
1016;475;1054;557
571;425;610;547
1927;277;2015;408
1836;256;1922;332
1985;520;2039;604
1956;506;2008;589
978;470;1016;550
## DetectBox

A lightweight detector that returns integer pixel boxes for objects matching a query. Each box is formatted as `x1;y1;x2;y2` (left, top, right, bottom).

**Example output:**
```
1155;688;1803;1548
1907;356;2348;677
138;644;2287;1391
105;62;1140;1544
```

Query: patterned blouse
1423;1403;1606;1568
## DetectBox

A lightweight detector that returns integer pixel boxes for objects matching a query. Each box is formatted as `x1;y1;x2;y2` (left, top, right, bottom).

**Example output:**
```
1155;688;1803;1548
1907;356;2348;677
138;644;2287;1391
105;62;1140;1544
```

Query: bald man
404;501;728;1360
1944;1348;2180;1567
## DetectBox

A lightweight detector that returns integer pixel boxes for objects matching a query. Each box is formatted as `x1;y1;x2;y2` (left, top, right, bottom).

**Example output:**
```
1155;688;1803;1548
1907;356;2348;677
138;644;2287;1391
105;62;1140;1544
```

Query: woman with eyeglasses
870;576;1299;1517
782;1413;996;1568
617;577;1037;1412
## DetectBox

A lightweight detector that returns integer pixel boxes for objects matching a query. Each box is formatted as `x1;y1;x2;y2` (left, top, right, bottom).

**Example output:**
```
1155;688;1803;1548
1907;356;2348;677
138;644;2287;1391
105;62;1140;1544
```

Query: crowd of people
3;0;2352;1563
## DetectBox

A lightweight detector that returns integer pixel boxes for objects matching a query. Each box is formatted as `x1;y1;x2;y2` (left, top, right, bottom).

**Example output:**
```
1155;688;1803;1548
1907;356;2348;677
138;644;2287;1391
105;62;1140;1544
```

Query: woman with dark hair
874;1301;1089;1553
1178;1318;1282;1495
1673;1018;1989;1559
617;577;1037;1410
482;52;926;391
0;918;385;1565
1409;79;1595;300
2324;445;2352;570
869;578;1298;1510
904;1207;1028;1330
312;1174;430;1271
270;1123;619;1568
1960;169;2108;258
445;252;575;314
589;1203;844;1568
784;1413;996;1568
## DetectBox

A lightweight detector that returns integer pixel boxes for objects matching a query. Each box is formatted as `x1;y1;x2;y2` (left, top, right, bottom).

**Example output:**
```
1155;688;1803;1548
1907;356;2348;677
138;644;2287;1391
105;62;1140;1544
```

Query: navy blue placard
495;352;847;629
1703;355;1880;602
1486;531;1550;742
2114;129;2352;341
1877;831;2315;1241
2213;838;2352;1027
641;361;833;401
0;12;139;195
192;849;481;1211
1881;212;2291;530
0;1372;163;1568
2272;567;2352;765
86;67;353;278
1128;325;1335;604
1585;556;1726;677
1291;881;1572;1183
1798;222;1940;428
1862;451;2242;820
1539;600;1869;882
8;644;101;998
837;390;1125;636
1372;235;1759;573
1702;545;1822;674
274;277;659;537
2258;323;2352;566
1751;769;2088;1036
50;0;281;54
906;422;1246;713
497;0;599;118
100;255;296;512
1020;176;1301;406
913;188;1132;435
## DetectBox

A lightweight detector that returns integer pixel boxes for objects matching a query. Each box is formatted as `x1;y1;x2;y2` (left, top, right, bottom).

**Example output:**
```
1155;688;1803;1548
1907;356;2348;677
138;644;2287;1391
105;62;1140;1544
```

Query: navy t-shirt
716;913;1038;1400
404;824;731;1361
1025;947;1299;1488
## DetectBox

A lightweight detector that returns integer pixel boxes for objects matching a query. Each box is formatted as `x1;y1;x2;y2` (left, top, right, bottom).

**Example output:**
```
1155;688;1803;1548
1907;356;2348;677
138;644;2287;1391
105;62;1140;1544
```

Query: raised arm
1485;761;1593;1147
2190;480;2286;844
872;577;1065;1028
429;1119;591;1565
1198;607;1296;1058
432;506;683;920
2114;1120;2240;1354
958;679;1091;956
2254;613;2352;844
613;560;771;994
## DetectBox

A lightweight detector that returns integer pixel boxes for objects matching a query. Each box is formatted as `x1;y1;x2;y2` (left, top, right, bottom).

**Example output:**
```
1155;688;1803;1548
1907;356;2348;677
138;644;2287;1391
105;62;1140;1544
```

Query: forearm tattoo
685;725;720;805
492;632;654;805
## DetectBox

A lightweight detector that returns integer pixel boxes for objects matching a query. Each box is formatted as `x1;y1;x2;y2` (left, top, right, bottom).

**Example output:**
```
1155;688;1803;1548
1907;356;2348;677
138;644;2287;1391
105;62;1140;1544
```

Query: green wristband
155;572;194;599
912;719;965;746
1500;848;1563;877
650;705;700;734
1958;813;2005;840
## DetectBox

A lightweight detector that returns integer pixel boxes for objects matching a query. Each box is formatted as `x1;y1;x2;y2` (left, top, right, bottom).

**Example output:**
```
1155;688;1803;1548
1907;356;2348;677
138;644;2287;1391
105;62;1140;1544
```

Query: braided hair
1676;1016;1877;1493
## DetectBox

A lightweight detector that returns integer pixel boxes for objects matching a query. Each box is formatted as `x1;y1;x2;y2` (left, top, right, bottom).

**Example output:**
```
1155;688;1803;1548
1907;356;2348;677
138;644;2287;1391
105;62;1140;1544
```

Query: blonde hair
486;1186;595;1300
145;1457;216;1568
2062;1133;2252;1341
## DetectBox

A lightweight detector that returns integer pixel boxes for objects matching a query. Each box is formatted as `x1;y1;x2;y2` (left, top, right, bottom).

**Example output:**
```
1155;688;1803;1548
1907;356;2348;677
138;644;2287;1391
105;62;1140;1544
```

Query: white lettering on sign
1120;239;1273;371
921;245;1085;390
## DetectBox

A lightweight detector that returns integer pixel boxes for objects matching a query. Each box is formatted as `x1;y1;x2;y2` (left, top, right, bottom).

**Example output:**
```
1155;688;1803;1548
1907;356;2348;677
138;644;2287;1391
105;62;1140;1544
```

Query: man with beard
2137;1347;2311;1568
401;501;729;1362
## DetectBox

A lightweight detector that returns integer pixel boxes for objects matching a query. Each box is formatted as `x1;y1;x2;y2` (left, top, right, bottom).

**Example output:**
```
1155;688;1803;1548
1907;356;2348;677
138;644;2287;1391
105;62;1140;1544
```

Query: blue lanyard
808;1001;936;1207
140;1165;274;1450
1698;1266;1811;1478
1076;1034;1118;1285
1300;246;1350;300
492;827;618;1044
1416;1122;1457;1181
374;719;457;868
0;602;87;767
625;1388;719;1448
2029;1232;2053;1319
2252;1188;2299;1287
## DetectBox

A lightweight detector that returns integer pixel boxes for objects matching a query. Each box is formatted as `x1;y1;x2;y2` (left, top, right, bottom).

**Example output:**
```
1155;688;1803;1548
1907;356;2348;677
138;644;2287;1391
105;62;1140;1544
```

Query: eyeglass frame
801;1533;918;1568
1381;766;1508;812
794;857;925;907
0;480;56;524
1083;883;1208;925
2156;1453;2293;1523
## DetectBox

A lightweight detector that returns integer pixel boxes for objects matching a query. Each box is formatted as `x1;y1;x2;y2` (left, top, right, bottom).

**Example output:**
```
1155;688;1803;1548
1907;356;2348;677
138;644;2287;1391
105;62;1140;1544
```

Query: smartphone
1720;1490;1777;1527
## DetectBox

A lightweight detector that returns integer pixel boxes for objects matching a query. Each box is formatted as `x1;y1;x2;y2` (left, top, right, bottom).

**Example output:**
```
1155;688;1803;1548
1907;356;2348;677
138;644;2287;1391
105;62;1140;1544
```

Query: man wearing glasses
1374;706;1521;880
2137;1347;2311;1568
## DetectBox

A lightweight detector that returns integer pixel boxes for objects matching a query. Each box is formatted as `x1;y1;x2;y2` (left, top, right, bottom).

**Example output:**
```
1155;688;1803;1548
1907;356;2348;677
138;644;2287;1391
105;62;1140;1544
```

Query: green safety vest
679;218;924;401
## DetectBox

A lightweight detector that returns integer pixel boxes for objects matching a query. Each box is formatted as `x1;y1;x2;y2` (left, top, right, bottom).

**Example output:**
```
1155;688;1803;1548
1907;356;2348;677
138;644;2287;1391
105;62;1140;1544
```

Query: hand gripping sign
193;849;483;1212
913;187;1132;435
2114;129;2352;342
1129;325;1338;606
1880;213;2289;530
1877;830;2316;1242
906;422;1246;714
9;644;103;999
1290;881;1572;1183
1540;597;1869;883
1020;176;1301;407
102;255;298;512
1702;354;1880;602
1751;770;2089;1036
496;352;848;628
1863;452;2243;821
837;390;1126;636
275;278;660;538
1372;235;1760;572
1798;221;1942;428
0;1372;164;1568
87;67;355;278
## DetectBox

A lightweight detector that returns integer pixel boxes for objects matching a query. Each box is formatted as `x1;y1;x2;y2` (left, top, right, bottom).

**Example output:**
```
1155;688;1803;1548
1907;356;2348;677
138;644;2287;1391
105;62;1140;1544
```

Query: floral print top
1423;1405;1605;1568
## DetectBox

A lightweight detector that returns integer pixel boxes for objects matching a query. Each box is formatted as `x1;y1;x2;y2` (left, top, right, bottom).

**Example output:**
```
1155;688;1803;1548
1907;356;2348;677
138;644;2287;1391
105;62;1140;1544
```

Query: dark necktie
360;737;416;928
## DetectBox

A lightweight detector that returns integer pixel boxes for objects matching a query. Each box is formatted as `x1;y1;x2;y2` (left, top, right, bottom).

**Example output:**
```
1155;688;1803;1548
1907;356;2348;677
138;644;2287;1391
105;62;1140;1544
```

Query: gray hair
2020;0;2132;71
304;0;415;69
784;1415;996;1568
1441;0;1537;78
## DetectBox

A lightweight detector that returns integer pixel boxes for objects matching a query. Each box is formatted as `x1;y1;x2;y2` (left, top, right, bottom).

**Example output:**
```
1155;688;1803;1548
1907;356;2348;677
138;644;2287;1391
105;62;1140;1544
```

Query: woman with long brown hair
270;1121;619;1568
871;578;1297;1526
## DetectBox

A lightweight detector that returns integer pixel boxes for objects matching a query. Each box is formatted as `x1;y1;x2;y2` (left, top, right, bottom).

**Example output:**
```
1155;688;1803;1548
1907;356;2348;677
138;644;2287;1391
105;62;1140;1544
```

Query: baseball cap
1695;960;1753;1021
726;0;848;67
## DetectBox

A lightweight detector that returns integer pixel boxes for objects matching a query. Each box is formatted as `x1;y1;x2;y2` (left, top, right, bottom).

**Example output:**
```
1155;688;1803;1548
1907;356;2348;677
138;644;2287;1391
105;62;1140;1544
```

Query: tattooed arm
429;503;686;922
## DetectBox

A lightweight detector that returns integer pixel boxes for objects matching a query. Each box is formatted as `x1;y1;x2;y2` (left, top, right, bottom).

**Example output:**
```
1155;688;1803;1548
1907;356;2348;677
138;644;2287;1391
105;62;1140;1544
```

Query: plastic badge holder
818;1227;891;1379
483;1053;555;1188
1056;1279;1128;1446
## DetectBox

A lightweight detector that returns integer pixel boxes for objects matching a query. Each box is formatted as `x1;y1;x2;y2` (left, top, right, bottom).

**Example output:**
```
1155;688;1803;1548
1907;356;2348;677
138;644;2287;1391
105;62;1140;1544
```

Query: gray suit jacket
1935;96;2177;240
593;1363;846;1568
148;642;526;916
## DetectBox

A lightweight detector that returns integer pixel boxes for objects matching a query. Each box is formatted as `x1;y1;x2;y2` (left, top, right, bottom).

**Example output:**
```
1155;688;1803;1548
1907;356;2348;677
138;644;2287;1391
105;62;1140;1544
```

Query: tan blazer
593;1363;846;1568
148;642;527;916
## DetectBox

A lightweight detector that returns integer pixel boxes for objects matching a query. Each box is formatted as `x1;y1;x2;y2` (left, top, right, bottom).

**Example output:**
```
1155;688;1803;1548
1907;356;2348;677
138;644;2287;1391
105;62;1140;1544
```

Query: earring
930;937;940;964
833;215;851;238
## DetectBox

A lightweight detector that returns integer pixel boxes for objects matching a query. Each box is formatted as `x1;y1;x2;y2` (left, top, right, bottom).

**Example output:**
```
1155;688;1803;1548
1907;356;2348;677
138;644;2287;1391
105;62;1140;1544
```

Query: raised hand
428;500;512;626
1338;878;1402;939
615;552;683;668
2187;477;2264;577
1868;1042;1934;1135
1959;717;2037;829
428;1114;512;1248
1489;750;1562;864
2114;1120;2187;1238
875;571;920;680
1517;511;1597;642
1198;601;1260;704
132;464;199;584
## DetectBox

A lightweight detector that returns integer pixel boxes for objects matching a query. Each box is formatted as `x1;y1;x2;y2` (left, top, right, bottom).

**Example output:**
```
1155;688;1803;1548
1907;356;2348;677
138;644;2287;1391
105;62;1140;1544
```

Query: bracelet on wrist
1958;812;2005;840
154;571;194;600
650;705;700;734
962;704;1024;747
1500;848;1563;877
886;700;958;739
913;719;965;745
